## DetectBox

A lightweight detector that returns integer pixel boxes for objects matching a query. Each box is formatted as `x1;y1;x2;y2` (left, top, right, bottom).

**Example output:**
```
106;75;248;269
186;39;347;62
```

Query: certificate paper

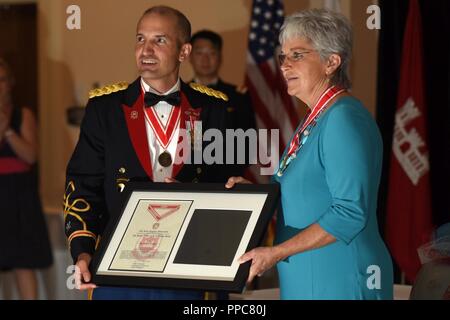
109;200;192;272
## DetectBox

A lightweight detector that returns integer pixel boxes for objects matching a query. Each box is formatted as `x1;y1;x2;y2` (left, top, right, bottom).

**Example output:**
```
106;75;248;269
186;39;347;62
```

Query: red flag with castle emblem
385;0;434;282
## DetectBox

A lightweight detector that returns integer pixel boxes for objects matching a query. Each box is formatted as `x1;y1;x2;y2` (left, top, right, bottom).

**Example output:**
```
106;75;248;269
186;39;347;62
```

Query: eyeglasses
278;50;314;65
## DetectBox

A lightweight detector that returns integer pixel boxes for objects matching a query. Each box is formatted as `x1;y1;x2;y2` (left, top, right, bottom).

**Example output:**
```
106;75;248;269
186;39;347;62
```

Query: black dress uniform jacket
193;78;257;177
207;78;256;132
64;78;238;261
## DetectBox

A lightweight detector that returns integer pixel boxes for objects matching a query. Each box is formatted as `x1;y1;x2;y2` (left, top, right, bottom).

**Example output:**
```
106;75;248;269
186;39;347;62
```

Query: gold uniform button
119;167;126;174
196;167;202;174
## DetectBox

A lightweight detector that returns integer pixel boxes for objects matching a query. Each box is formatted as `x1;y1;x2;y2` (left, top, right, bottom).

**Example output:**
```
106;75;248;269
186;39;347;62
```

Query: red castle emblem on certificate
132;236;161;261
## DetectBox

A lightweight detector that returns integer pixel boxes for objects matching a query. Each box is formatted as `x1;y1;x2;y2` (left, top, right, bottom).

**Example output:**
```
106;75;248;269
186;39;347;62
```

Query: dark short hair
141;6;191;44
190;30;223;51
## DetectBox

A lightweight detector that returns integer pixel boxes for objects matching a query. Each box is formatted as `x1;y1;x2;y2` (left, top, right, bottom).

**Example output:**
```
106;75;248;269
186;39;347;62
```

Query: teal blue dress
274;97;393;299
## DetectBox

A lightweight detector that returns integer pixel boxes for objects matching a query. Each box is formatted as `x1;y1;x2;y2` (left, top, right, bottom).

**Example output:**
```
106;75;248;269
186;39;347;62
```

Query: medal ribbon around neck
144;97;181;150
286;86;346;158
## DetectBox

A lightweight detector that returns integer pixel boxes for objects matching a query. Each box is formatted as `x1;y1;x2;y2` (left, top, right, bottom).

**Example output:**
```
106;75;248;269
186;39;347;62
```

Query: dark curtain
420;0;450;227
376;0;450;282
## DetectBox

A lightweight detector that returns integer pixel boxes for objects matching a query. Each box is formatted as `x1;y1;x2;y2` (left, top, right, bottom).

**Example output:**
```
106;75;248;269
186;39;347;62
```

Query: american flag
245;0;300;182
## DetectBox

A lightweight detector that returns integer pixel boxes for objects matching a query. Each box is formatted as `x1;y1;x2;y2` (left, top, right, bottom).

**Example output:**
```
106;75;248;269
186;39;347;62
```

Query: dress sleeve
63;98;107;261
317;104;380;244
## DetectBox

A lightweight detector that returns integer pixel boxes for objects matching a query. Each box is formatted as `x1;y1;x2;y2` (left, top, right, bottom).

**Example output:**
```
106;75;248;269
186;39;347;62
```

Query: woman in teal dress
226;9;393;299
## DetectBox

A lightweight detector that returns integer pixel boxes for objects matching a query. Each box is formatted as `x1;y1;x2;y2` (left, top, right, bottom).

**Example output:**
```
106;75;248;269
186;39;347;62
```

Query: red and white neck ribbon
144;102;181;150
287;86;346;157
147;204;181;221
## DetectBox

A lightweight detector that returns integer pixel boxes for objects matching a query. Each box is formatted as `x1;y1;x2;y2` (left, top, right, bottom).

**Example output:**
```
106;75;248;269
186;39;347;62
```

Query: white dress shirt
141;78;181;182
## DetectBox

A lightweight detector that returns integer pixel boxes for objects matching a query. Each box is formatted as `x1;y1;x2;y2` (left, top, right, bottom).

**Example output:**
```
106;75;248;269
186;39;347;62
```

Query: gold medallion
158;151;172;167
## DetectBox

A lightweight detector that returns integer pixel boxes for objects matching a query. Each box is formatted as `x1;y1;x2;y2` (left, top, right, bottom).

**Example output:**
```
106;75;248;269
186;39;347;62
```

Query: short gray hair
279;9;352;89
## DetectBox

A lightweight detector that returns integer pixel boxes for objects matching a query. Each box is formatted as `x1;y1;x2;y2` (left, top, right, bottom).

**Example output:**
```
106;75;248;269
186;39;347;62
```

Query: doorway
0;3;38;112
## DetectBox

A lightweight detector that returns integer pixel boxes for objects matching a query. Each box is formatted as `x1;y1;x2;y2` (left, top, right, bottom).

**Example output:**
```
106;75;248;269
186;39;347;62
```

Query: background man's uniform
191;78;256;179
64;78;236;299
205;78;255;133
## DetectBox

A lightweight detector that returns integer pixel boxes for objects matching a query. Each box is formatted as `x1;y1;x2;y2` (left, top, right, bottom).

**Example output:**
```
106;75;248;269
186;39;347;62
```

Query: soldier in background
190;30;256;177
190;30;255;132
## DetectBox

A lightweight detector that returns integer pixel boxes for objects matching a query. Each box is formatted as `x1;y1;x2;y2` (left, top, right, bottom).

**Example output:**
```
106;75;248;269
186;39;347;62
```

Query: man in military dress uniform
189;30;256;177
64;6;236;300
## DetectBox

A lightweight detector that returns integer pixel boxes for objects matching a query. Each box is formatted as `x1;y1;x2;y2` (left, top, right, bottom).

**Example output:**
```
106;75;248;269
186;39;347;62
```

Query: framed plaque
90;182;279;293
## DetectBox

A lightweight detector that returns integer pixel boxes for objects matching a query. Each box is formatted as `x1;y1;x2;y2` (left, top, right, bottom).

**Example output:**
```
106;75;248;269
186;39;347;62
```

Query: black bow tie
144;91;181;107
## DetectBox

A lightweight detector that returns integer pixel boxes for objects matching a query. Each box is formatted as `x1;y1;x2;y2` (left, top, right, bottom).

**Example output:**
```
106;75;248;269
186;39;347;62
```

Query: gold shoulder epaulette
89;82;128;99
189;82;229;102
236;84;248;94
